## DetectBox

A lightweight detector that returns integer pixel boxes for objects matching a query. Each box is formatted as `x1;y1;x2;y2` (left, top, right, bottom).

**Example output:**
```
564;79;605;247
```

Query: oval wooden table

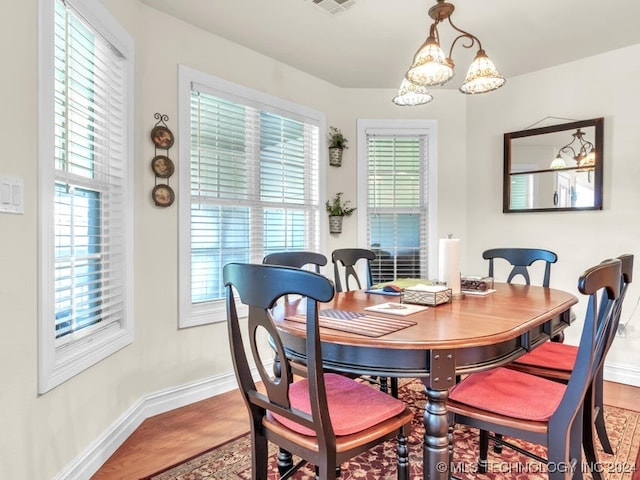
273;283;578;480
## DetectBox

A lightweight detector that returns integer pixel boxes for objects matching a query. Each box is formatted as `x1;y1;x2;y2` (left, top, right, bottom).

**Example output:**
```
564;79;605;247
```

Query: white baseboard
55;363;268;480
604;361;640;387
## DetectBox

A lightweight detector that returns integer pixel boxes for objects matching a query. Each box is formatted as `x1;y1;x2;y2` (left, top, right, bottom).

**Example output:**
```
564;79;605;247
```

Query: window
510;165;536;210
178;66;324;328
38;0;134;393
357;120;438;284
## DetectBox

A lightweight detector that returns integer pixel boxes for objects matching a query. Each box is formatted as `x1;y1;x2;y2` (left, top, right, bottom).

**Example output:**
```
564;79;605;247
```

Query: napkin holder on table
401;284;452;307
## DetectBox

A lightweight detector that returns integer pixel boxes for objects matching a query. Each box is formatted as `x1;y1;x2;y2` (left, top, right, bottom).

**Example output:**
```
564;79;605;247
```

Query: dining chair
263;251;328;378
263;251;328;273
223;262;413;480
448;258;622;479
331;247;400;397
506;253;634;480
483;247;573;343
482;247;558;287
479;248;564;453
331;248;375;293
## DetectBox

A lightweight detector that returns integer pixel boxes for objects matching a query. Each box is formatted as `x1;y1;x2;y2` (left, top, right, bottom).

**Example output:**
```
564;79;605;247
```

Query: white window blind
510;175;532;209
39;0;134;392
366;133;428;283
179;68;322;327
357;120;437;285
509;166;536;210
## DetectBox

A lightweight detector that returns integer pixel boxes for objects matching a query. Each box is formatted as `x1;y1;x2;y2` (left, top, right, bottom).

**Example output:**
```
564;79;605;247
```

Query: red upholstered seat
224;263;412;480
271;373;406;436
449;367;566;421
514;341;577;371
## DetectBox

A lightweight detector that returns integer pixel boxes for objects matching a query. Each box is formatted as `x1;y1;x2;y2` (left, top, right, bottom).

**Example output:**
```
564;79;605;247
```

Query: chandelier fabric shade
549;154;567;169
459;49;505;94
395;0;505;105
406;34;454;87
392;78;434;106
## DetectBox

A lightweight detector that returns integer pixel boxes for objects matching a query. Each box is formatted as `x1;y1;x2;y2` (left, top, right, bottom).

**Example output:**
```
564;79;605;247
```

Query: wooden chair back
331;248;375;292
483;247;558;287
263;251;328;273
601;254;633;364
546;258;621;472
556;259;620;413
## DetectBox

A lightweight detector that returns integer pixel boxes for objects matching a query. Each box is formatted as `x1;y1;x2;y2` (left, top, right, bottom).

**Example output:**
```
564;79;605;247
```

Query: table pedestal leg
422;384;451;480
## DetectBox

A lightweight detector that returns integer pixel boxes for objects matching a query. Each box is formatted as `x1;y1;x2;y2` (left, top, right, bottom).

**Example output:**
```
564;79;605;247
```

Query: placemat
286;309;416;337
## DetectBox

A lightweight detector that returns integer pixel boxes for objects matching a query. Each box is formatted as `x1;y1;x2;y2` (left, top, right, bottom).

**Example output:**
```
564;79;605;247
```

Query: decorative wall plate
151;155;175;178
152;184;175;207
150;125;174;149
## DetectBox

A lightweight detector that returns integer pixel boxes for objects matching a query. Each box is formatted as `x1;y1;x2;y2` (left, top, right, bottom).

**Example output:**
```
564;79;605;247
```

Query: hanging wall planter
329;215;344;234
326;192;356;235
327;126;348;167
328;147;343;167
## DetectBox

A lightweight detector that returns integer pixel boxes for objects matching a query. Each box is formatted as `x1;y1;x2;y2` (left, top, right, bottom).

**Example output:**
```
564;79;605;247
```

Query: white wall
0;1;467;478
2;0;638;477
464;44;640;382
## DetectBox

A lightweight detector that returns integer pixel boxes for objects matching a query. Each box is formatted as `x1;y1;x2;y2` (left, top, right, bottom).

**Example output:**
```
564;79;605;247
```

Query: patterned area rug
144;379;640;480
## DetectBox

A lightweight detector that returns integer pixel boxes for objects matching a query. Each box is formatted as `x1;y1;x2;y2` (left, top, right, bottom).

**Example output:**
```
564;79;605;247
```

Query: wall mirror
503;117;604;213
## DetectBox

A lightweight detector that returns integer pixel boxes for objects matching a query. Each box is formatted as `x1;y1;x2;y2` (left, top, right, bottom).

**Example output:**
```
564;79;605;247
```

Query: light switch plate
0;175;24;214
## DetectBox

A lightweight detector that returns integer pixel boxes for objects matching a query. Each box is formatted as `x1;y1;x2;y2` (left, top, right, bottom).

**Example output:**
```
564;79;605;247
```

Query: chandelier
393;0;505;105
392;78;434;106
550;128;596;170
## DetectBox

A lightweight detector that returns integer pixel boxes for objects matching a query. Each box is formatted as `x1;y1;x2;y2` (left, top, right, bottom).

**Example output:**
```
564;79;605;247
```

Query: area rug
144;379;640;480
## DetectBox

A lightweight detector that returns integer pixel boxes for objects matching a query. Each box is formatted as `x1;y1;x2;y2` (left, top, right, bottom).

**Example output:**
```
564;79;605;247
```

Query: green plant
325;192;356;217
328;126;349;149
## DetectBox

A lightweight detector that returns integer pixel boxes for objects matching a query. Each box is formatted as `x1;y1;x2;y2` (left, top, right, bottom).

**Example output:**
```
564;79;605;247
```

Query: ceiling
141;0;640;90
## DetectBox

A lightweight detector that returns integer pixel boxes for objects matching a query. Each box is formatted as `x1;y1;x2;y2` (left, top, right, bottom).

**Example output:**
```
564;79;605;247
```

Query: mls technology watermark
437;460;637;475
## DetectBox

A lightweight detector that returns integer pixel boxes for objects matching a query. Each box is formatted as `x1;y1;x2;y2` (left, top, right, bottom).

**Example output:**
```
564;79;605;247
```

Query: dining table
273;282;578;480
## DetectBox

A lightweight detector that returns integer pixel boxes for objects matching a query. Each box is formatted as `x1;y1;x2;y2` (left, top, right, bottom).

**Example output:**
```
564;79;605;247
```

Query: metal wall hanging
150;113;175;207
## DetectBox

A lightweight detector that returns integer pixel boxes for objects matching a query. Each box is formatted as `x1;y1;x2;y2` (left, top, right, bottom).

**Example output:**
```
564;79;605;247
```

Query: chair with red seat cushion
448;258;622;480
508;253;633;480
223;262;413;480
331;248;399;397
479;248;564;454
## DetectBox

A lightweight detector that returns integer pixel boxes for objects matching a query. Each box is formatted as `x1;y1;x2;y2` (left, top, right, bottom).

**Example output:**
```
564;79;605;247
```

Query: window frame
38;0;135;393
356;119;438;281
177;65;326;328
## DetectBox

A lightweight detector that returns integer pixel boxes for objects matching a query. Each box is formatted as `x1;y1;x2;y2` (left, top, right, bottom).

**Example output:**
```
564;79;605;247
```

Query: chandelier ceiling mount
427;0;455;22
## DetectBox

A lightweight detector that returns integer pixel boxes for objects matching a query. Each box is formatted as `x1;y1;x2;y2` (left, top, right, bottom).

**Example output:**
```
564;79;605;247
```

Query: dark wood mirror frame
503;117;604;213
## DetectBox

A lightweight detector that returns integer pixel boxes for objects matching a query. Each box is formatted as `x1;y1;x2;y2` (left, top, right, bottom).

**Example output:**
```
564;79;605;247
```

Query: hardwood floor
91;380;639;479
91;389;249;480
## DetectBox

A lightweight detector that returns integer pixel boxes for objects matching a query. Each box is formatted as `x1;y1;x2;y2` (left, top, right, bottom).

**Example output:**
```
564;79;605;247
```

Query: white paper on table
364;302;429;316
404;284;449;292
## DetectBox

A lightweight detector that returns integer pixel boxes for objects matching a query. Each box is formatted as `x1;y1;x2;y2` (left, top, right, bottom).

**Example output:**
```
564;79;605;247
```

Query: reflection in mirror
503;118;604;213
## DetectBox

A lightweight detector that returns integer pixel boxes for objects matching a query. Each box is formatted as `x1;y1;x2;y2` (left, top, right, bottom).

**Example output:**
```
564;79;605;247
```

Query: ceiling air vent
309;0;356;16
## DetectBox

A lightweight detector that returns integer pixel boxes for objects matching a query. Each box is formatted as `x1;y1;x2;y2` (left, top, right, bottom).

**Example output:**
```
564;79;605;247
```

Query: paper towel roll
438;238;461;295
